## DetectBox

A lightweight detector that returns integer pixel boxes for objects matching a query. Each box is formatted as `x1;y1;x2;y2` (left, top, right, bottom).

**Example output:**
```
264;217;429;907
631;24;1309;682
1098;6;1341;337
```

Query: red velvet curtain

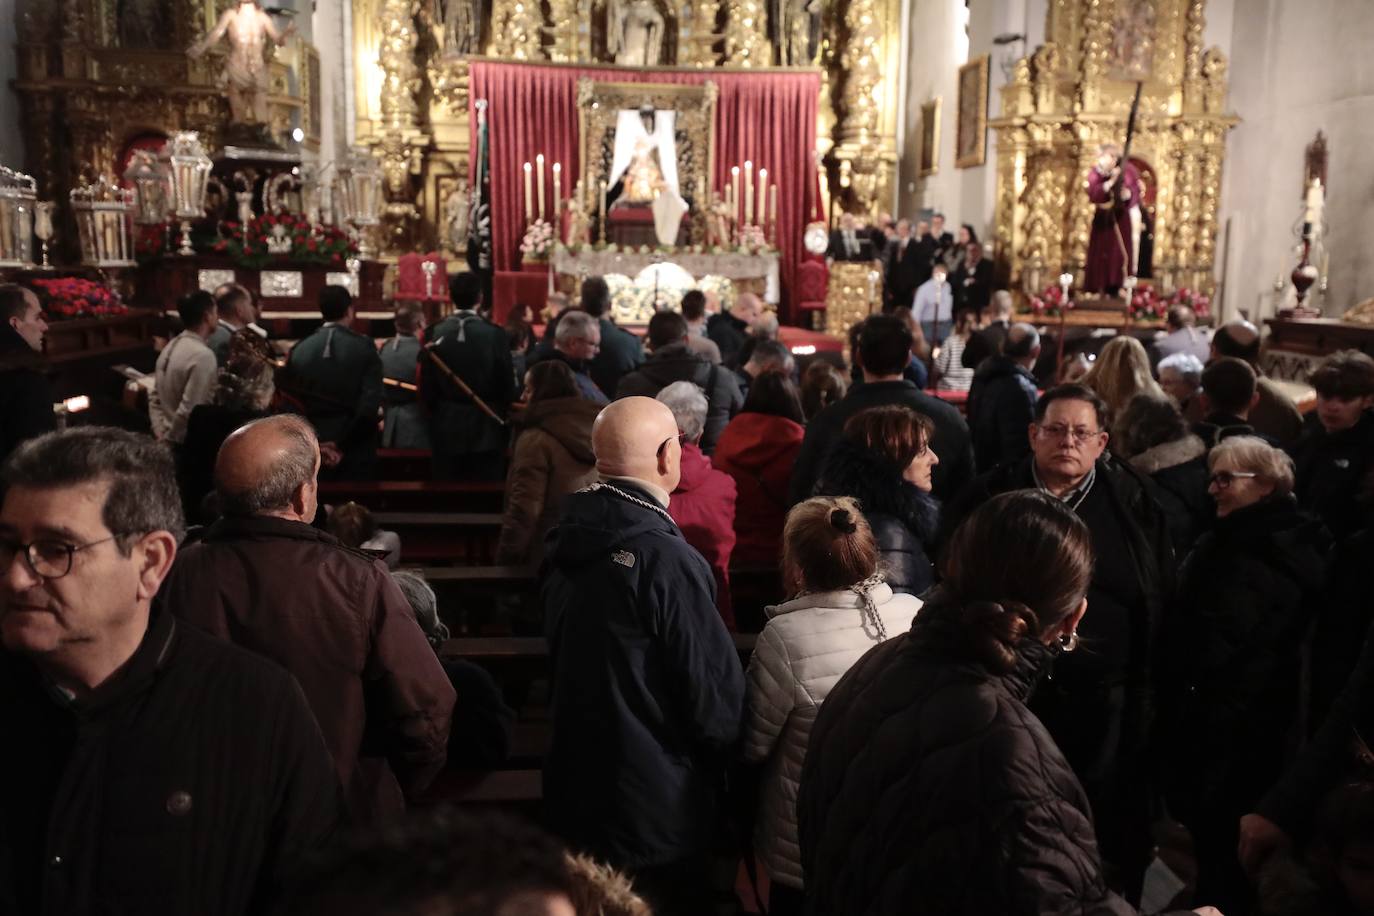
469;61;821;323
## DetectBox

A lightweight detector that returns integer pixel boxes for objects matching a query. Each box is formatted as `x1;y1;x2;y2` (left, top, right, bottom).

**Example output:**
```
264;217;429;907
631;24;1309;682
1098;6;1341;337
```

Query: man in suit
884;218;922;312
283;285;384;480
929;212;955;271
826;213;874;263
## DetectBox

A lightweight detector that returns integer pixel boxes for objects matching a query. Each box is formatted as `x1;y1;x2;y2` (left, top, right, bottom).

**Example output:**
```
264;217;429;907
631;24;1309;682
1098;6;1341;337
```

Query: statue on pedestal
438;0;479;53
608;0;666;66
188;0;295;127
777;0;821;65
444;179;470;252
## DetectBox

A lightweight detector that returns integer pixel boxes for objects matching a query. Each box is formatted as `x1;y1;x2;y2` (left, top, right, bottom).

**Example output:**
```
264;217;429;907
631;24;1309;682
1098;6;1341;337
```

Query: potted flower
519;218;555;264
29;277;128;321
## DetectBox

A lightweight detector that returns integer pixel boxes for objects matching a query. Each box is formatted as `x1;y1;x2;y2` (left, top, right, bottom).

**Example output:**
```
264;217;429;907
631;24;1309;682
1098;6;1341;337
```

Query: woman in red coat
713;371;807;569
657;380;740;629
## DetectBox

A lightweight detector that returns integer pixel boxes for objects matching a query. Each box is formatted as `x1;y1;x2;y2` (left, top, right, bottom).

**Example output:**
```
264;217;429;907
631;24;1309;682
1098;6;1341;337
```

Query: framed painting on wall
956;55;989;169
919;98;940;177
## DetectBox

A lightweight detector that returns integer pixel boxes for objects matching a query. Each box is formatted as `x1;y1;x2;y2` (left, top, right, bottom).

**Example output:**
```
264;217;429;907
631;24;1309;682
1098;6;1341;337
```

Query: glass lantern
0;165;37;269
123;149;169;226
159;131;213;256
333;146;383;259
70;175;135;268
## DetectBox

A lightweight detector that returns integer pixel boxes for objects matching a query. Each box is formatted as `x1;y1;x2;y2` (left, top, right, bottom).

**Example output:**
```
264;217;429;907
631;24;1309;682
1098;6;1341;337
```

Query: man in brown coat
163;414;455;826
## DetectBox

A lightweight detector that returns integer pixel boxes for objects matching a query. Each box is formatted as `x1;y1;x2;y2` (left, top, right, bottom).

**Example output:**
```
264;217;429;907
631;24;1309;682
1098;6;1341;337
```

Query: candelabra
160;132;213;256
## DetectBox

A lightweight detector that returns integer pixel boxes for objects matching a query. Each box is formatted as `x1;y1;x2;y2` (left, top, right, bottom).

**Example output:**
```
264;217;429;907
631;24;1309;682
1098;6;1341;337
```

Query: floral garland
211;212;357;268
29;277;128;321
520;219;555;260
1024;283;1076;318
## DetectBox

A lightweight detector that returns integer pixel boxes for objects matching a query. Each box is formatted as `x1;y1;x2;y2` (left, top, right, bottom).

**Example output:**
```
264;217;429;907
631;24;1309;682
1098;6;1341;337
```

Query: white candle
1059;272;1073;301
1304;178;1324;227
744;160;754;226
769;184;778;241
731;166;741;223
536;154;546;221
523;162;533;223
552;162;561;216
757;168;767;227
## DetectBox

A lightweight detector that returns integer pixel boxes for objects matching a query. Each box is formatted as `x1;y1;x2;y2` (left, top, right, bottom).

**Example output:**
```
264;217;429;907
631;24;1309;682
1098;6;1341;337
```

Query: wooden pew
319;480;506;513
373;511;504;565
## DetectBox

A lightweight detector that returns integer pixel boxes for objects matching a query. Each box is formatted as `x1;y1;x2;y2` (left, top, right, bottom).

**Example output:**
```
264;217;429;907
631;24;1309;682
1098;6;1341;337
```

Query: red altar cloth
469;61;821;324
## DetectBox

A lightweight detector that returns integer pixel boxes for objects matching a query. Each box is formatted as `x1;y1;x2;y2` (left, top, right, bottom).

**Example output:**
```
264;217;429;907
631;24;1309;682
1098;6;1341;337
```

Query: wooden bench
441;632;758;664
319;480;506;513
373;512;504;565
375;448;434;480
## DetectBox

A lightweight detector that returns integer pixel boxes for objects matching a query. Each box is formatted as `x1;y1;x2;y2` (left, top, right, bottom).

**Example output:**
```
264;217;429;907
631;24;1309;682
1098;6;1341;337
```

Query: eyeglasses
1208;470;1258;489
0;534;123;580
1035;424;1103;445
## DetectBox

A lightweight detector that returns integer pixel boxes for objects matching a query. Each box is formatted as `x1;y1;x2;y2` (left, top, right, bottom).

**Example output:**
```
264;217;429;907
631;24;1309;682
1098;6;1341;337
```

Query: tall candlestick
769;184;778;243
731;166;741;224
1304;178;1324;232
523;162;533;223
757;168;767;227
552;162;562;217
744;160;754;226
536;154;546;221
599;179;607;244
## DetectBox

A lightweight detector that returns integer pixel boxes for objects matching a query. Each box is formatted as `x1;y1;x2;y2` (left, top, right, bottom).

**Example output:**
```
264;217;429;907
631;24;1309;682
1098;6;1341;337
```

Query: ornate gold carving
491;0;546;59
724;0;769;66
428;55;470;115
379;0;422;130
824;261;881;338
681;0;722;68
546;0;579;61
990;0;1238;300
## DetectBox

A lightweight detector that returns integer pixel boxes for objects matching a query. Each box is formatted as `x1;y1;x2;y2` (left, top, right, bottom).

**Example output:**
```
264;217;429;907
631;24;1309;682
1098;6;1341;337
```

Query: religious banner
468;99;493;290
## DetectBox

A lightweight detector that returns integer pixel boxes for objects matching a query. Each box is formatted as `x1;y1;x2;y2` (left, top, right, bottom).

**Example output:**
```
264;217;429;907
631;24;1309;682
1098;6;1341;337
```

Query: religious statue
777;0;821;65
607;0;666;66
188;0;295;126
621;136;666;203
236;190;255;228
444;180;471;252
607;106;687;245
1084;143;1142;295
438;0;478;54
566;181;590;246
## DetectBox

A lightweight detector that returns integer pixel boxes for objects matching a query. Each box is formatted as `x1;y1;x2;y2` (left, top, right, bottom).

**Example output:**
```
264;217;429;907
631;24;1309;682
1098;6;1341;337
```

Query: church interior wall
1218;0;1374;323
0;0;22;171
313;0;351;162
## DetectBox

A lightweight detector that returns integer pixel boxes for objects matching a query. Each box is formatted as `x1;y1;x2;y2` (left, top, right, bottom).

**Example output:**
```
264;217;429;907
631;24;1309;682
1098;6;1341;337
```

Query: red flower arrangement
1168;286;1212;319
1127;284;1166;322
1025;283;1076;318
134;223;169;262
29;277;128;321
212;212;358;268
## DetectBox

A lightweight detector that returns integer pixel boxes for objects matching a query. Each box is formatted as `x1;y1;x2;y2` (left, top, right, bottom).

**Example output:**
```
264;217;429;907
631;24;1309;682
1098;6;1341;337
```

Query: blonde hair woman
1080;335;1165;421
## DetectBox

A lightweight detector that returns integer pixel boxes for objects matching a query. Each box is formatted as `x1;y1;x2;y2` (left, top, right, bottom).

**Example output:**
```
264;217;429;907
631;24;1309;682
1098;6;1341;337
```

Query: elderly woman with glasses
1156;435;1331;914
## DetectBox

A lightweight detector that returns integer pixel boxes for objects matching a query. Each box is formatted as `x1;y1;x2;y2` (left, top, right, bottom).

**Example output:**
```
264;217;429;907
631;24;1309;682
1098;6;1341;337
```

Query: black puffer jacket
1126;433;1212;558
814;438;939;596
1290;411;1374;541
798;596;1173;916
614;342;744;453
0;324;55;464
1157;496;1330;819
966;355;1038;471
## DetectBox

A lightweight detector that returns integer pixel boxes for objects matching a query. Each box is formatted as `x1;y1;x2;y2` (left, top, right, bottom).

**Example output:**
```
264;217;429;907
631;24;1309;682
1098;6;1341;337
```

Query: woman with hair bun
797;489;1219;916
742;496;922;915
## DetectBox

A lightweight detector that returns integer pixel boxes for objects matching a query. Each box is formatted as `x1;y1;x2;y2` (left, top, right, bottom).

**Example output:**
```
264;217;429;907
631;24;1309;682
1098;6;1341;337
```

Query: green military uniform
379;334;431;450
284;321;384;479
206;320;238;366
420;309;514;480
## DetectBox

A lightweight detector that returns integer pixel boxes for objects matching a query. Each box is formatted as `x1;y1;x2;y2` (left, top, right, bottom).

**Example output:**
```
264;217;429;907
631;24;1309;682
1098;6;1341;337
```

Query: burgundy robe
1084;162;1141;293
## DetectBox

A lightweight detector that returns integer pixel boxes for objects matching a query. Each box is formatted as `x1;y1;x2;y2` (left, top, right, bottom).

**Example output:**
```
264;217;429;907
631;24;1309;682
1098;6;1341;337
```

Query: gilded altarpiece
352;0;909;258
990;0;1236;297
11;0;314;258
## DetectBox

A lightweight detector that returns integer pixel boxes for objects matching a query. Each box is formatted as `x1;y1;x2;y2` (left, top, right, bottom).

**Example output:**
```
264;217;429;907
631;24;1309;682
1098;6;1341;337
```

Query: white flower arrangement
738;224;767;251
519;218;555;258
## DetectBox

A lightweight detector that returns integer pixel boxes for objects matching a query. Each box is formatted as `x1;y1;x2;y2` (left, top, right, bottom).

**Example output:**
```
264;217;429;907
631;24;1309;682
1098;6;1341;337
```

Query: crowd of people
2;267;1374;916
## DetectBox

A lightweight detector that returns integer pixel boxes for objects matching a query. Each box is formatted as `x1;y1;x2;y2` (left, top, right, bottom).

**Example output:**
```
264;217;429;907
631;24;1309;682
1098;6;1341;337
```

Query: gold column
376;0;426;252
724;0;769;66
491;0;546;59
832;0;882;215
683;0;722;68
546;0;579;62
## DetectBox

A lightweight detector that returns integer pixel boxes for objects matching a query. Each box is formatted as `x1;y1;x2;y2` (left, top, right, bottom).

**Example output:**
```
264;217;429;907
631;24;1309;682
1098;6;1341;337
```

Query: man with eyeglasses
942;383;1174;905
540;396;743;916
0;427;339;916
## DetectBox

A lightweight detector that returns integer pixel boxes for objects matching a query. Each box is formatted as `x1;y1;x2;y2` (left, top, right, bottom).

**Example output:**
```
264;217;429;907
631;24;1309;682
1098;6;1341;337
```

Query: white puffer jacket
742;581;921;889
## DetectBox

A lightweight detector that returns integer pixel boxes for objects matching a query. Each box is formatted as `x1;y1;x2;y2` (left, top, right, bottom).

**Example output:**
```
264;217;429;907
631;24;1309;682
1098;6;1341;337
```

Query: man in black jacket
884;218;922;311
961;289;1014;370
580;276;644;397
0;284;54;464
541;397;744;916
0;427;339;916
1192;356;1269;448
706;292;764;369
616;310;743;454
422;272;515;481
942;384;1174;902
789;314;974;504
966;321;1040;471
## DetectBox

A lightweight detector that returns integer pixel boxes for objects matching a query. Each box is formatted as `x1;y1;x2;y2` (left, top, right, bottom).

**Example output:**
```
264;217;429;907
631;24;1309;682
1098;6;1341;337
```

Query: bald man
706;292;764;369
1209;319;1302;445
162;415;455;827
541;397;744;915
